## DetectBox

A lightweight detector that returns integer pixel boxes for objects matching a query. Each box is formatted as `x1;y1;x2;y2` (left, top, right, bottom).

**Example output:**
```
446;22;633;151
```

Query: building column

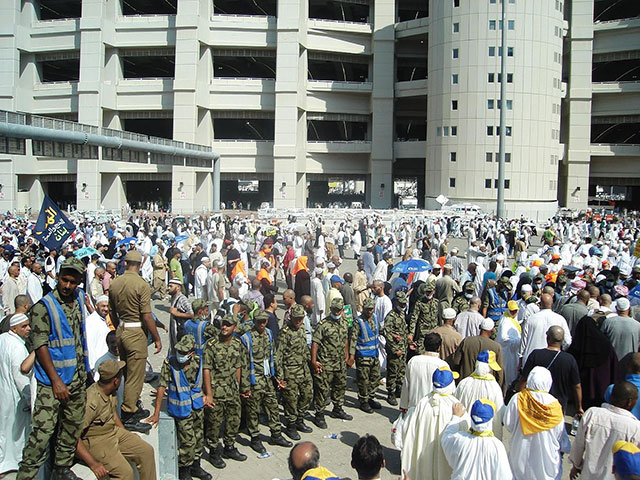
195;171;213;212
273;0;307;209
101;173;127;210
369;0;395;208
213;158;220;211
0;1;21;112
561;0;593;209
172;165;196;214
77;159;101;210
0;159;16;212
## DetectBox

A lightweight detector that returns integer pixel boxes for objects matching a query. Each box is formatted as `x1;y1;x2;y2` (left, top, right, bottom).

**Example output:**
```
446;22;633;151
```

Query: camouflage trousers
313;366;347;412
355;356;380;403
204;395;241;449
281;374;313;425
17;376;86;480
386;353;406;396
175;407;204;467
245;382;281;438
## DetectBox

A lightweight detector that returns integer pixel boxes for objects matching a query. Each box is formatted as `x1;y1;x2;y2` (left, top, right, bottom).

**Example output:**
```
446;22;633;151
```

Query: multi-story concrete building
0;0;638;216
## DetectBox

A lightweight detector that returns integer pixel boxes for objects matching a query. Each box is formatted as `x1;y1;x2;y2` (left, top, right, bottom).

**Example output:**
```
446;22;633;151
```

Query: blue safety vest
167;357;204;419
240;329;275;386
486;288;512;321
355;315;379;358
183;319;207;358
34;290;90;386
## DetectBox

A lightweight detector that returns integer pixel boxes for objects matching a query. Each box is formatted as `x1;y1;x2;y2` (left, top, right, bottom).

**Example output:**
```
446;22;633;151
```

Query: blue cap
330;274;345;284
470;399;496;425
613;441;640;479
432;366;459;388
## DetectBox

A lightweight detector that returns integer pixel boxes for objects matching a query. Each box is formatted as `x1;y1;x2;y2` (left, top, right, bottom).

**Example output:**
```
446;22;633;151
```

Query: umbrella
391;259;432;274
74;247;98;259
174;234;189;243
116;237;137;248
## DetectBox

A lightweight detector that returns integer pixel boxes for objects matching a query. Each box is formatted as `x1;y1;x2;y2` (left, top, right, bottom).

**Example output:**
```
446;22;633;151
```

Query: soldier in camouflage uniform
349;297;381;413
275;304;314;441
381;291;409;405
235;299;256;337
408;281;440;354
149;335;211;480
311;297;353;429
17;257;88;480
240;309;292;454
451;281;474;314
202;314;247;469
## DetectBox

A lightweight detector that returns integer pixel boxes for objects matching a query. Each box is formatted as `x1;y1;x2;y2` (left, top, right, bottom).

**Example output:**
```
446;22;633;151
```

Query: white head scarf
525;366;556;405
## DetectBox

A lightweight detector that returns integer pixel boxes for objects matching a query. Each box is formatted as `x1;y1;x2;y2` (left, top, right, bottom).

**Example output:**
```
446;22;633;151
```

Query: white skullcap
96;295;109;304
9;313;29;327
442;308;456;320
201;256;210;262
616;298;631;312
521;284;533;293
480;318;495;331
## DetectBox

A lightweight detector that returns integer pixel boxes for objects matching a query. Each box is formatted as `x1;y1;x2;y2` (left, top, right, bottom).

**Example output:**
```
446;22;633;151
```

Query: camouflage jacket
275;324;311;380
381;310;408;355
312;315;348;370
202;336;243;398
409;298;440;341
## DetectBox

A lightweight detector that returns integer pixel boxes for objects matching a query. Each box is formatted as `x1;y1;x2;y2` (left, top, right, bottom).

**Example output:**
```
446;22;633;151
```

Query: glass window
488;99;495;109
506;100;513;110
485;178;492;188
508;20;515;30
489;46;496;57
452;74;459;84
494;179;499;188
443;126;450;136
450;152;457;162
487;126;494;135
507;73;513;83
486;152;493;162
454;0;460;7
453;22;459;33
490;0;496;3
450;178;456;187
452;100;458;110
488;73;495;82
505;153;511;162
452;48;459;59
437;127;442;136
507;47;514;56
506;126;512;136
451;126;457;136
489;20;496;30
505;179;510;189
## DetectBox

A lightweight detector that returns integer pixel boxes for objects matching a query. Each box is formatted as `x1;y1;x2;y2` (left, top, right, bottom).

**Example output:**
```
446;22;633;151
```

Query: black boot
387;394;398;406
121;413;152;434
208;447;226;469
52;468;81;480
250;436;266;454
395;388;402;398
179;466;193;480
360;401;373;414
283;423;301;441
369;399;382;410
189;460;212;479
332;407;353;421
314;412;327;429
222;445;247;462
270;434;293;448
296;420;313;433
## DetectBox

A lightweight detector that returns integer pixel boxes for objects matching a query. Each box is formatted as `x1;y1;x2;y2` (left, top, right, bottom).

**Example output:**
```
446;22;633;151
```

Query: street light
497;0;507;218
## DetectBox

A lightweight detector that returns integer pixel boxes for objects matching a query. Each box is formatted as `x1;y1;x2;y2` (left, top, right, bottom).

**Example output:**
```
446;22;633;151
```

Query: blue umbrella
116;237;137;248
174;234;189;243
391;259;432;274
73;247;98;259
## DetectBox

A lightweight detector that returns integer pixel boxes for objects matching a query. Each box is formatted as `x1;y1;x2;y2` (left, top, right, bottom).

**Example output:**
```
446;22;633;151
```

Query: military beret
175;334;195;354
290;304;305;318
330;297;344;310
363;298;375;309
60;256;86;275
394;291;408;304
253;308;269;322
124;249;142;263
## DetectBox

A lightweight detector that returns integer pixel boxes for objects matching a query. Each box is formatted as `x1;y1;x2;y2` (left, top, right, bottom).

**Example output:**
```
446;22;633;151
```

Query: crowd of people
0;208;639;480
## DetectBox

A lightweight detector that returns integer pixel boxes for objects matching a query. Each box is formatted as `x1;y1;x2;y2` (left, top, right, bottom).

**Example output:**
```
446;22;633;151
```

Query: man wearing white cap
194;257;210;300
0;313;32;475
85;295;113;378
497;300;522;387
601;297;640;360
517;284;539;324
441;399;513;480
432;308;462;360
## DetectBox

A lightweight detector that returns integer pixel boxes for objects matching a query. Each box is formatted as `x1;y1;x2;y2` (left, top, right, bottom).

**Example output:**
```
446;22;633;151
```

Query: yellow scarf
504;311;522;335
471;372;496;381
517;389;563;435
467;429;495;437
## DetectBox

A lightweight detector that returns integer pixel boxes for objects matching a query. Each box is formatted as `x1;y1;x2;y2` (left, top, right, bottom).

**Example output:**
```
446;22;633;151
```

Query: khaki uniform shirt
82;383;118;440
108;271;151;323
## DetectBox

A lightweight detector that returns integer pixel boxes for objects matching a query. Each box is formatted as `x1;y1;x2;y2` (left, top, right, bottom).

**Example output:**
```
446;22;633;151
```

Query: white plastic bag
390;411;405;450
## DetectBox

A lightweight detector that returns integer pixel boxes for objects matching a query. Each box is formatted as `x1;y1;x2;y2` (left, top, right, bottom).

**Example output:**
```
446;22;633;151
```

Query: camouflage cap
253;308;269;322
394;291;408;304
463;281;475;292
175;334;195;354
290;304;305;318
363;298;375;309
330;297;344;310
60;256;86;275
220;313;238;326
191;299;205;312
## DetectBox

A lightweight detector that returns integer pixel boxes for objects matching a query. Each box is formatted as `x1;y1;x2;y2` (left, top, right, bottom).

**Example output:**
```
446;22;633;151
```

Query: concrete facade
0;0;639;215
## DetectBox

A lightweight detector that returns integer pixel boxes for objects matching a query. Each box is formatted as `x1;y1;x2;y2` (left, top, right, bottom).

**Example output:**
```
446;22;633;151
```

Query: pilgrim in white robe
496;312;522;386
0;331;31;473
401;382;458;480
454;361;505;439
85;310;112;375
441;416;513;480
399;352;448;410
503;366;571;480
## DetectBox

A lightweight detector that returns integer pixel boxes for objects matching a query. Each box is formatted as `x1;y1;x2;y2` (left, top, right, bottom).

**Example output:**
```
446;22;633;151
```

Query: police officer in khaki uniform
109;249;162;429
75;359;156;480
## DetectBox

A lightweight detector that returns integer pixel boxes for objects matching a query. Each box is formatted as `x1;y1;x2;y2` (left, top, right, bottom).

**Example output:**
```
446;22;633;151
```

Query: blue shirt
605;373;640;420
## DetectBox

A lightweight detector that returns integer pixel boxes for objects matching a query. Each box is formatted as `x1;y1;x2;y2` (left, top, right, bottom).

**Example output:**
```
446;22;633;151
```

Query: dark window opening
397;0;428;21
308;59;368;82
0;137;26;155
40;59;80;82
397;58;427;82
309;0;369;23
396;118;426;141
122;55;175;78
122;119;174;140
592;58;640;82
214;119;275;140
122;0;177;15
39;0;81;20
594;0;640;22
591;123;640;144
307;120;367;141
214;56;276;79
214;0;276;16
